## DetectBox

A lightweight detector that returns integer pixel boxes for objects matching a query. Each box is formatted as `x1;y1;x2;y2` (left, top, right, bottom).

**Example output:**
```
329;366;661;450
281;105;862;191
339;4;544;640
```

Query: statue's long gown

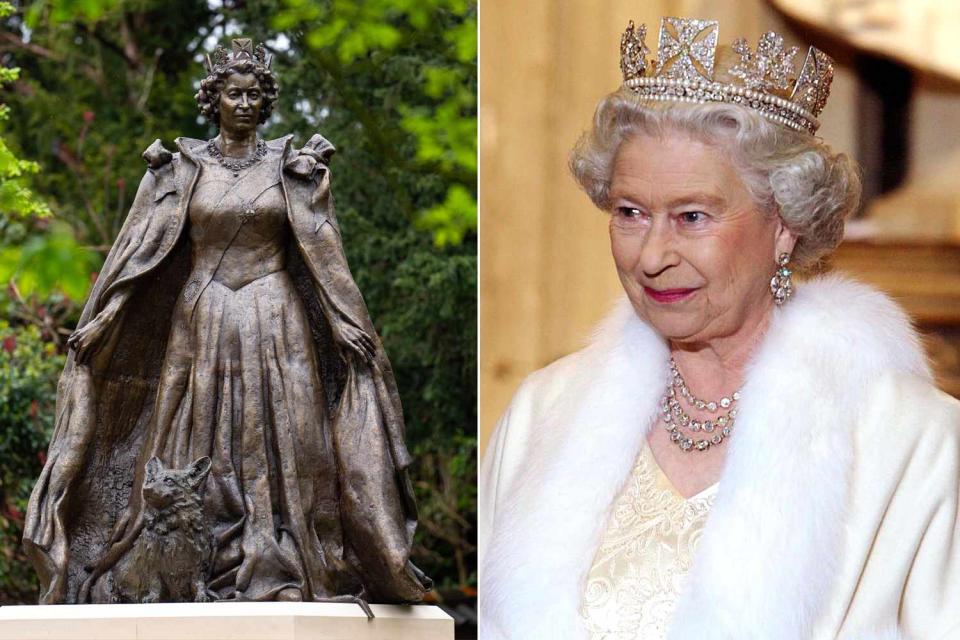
134;149;341;600
26;137;428;604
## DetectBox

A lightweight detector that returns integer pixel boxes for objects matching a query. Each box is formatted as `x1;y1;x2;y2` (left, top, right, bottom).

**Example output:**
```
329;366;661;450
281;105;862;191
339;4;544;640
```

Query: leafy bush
0;321;63;603
412;434;477;591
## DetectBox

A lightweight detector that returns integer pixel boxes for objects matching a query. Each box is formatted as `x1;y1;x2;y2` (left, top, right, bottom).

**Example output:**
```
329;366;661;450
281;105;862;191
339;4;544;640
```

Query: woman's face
218;73;263;135
608;131;795;346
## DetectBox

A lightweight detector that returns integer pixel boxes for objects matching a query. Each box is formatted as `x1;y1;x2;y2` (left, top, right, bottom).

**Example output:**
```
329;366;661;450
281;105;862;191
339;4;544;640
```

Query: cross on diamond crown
204;38;272;75
619;17;834;134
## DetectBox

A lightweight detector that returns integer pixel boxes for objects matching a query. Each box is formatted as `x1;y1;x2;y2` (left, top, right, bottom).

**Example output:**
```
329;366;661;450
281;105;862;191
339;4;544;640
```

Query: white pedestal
0;601;454;640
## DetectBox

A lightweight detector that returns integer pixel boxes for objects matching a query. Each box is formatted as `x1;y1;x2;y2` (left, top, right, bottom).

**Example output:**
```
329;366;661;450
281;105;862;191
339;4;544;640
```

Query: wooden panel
828;240;960;397
771;0;960;83
479;0;554;448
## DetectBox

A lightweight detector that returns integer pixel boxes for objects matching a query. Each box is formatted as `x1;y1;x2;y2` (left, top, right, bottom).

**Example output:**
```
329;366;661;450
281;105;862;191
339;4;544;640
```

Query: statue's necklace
659;358;742;453
207;138;267;177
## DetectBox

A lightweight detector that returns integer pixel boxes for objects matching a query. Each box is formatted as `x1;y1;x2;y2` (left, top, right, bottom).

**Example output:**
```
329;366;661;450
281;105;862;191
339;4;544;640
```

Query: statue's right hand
67;313;113;364
332;322;377;364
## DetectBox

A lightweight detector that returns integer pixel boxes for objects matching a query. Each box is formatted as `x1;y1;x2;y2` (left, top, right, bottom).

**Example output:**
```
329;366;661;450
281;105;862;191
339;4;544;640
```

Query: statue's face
218;72;263;134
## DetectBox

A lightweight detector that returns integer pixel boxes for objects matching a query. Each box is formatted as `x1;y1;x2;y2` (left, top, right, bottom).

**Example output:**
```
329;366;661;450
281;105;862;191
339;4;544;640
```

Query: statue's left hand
333;322;377;364
67;309;115;364
67;292;129;364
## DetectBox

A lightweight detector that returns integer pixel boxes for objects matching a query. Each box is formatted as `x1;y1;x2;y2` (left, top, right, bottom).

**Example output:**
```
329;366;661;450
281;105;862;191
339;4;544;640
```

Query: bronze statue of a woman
23;39;430;606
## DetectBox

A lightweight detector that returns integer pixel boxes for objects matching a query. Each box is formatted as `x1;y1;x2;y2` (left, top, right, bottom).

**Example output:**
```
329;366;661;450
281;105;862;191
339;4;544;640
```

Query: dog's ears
187;456;213;489
145;456;163;481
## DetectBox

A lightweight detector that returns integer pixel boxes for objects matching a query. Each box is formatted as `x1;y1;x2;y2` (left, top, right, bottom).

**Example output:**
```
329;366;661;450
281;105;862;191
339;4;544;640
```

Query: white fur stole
481;276;929;640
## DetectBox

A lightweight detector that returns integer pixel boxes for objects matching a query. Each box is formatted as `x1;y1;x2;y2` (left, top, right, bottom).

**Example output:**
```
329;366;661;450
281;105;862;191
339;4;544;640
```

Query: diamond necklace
207;138;267;176
660;358;742;453
669;358;739;412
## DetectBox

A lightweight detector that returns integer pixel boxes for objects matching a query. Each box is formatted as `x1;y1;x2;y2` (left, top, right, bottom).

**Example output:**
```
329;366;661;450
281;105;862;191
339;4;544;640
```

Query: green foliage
0;149;51;221
0;223;99;301
0;5;50;223
6;0;213;248
0;321;63;602
275;0;474;64
275;0;477;247
0;0;477;603
0;14;96;320
0;1;81;601
24;0;121;25
412;433;477;589
266;0;477;592
416;183;476;247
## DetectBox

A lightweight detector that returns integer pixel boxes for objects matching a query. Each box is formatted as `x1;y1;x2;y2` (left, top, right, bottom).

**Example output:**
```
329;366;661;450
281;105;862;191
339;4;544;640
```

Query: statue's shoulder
141;139;174;170
282;133;338;182
267;133;334;164
302;133;335;164
137;139;183;202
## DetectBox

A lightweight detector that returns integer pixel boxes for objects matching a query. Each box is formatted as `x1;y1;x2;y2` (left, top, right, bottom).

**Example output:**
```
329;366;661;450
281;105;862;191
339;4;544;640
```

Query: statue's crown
620;17;834;134
204;38;272;74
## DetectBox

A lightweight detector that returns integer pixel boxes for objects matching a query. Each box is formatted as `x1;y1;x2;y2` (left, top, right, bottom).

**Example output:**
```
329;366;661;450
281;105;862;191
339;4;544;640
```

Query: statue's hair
570;88;862;271
194;59;279;126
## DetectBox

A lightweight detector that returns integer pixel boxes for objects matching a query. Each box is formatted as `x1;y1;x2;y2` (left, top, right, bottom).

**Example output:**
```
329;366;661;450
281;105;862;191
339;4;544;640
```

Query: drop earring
770;252;793;305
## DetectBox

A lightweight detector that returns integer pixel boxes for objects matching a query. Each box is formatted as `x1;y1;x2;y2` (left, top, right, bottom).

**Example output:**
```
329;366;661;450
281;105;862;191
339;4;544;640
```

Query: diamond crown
204;38;272;74
619;17;834;134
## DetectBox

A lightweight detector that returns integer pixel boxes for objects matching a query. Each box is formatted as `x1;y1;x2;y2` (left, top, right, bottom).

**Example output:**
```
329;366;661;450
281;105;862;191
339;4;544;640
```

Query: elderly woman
480;17;960;640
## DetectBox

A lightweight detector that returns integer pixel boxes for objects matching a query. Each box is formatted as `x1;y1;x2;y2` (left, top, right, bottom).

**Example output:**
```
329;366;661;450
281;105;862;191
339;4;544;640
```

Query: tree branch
307;48;416;217
75;23;127;67
0;32;105;87
118;13;142;69
0;32;59;61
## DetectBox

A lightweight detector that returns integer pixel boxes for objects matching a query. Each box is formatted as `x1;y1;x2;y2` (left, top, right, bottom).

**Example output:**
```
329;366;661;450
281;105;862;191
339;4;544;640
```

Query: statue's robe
23;135;429;604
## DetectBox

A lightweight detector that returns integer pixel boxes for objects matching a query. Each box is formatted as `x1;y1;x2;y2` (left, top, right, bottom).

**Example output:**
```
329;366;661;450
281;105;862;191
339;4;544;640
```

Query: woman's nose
638;220;679;276
239;94;249;108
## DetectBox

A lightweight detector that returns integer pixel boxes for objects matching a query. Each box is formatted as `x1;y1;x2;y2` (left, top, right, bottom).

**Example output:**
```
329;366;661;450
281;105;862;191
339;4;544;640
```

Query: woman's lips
643;286;699;303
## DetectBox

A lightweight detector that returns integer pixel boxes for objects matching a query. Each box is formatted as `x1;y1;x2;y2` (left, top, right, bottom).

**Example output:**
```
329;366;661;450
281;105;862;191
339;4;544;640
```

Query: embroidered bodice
579;442;717;639
186;145;288;293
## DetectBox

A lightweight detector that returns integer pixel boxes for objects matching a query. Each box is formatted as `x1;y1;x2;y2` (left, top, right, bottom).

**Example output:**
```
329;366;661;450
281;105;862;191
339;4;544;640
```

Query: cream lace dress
578;442;717;639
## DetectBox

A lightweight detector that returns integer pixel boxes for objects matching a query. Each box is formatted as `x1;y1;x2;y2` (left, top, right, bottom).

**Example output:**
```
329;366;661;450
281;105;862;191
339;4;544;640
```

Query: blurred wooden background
480;0;960;452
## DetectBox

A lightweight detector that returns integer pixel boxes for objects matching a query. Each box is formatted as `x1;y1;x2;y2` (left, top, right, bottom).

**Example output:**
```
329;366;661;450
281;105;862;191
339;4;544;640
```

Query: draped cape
24;135;428;604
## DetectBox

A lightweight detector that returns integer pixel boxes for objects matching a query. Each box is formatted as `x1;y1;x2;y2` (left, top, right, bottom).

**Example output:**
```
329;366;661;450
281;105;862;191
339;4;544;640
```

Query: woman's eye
679;211;707;224
615;206;643;219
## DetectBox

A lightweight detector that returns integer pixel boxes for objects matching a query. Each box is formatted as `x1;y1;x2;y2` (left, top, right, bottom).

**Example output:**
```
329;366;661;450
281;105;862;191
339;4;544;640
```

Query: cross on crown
619;16;834;133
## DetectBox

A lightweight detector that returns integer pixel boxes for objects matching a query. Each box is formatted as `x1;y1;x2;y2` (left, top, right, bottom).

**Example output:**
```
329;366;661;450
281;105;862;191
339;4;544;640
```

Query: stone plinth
0;601;454;640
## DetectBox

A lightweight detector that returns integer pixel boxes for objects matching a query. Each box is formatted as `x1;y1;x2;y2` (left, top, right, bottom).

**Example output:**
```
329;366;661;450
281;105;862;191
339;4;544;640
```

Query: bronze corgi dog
95;456;214;603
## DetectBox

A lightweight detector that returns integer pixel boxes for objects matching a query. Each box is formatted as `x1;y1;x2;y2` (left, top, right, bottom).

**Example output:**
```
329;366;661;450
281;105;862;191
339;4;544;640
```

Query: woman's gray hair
570;89;862;270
